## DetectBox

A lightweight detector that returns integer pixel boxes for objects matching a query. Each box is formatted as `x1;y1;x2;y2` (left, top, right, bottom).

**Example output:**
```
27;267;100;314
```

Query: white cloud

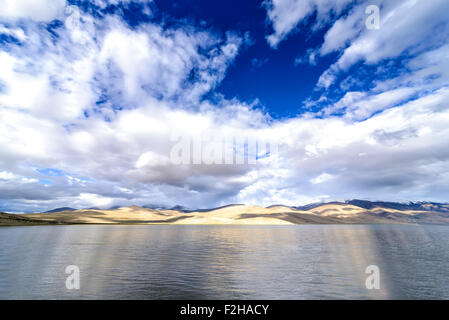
264;0;353;48
77;192;115;208
1;1;449;212
310;173;334;184
135;151;170;168
0;0;66;22
0;24;27;40
317;0;449;88
324;87;417;120
0;171;18;180
0;171;38;184
319;4;364;56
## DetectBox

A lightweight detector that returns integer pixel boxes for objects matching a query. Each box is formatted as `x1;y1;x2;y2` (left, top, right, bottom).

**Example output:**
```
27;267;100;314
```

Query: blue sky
67;0;350;118
153;0;332;117
1;0;449;212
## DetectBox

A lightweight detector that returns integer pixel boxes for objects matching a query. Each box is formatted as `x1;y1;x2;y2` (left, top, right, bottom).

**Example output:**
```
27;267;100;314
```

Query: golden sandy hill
9;201;449;225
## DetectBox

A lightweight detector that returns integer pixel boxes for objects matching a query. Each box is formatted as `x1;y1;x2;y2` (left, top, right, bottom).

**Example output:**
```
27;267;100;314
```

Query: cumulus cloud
1;1;449;212
285;1;449;122
0;0;67;22
0;2;264;211
264;0;354;48
317;0;449;88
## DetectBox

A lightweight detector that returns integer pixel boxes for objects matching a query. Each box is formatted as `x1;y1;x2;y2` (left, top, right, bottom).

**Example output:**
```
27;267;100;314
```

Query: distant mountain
12;200;448;226
346;199;449;213
142;204;172;210
16;199;448;226
185;204;245;213
44;207;76;213
169;205;190;211
293;201;345;211
39;200;449;215
107;205;123;210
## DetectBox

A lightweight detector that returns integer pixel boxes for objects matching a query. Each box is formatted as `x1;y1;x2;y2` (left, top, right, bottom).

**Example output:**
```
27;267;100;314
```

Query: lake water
0;224;448;299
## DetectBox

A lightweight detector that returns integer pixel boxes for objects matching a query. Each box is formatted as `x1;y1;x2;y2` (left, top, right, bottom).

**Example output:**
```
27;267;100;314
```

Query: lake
0;224;448;299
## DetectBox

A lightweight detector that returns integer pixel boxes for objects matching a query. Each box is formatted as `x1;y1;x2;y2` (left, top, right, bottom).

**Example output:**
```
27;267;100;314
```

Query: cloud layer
1;0;449;212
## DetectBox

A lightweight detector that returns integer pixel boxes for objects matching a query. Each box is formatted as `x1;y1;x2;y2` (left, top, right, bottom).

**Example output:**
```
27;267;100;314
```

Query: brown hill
0;212;60;226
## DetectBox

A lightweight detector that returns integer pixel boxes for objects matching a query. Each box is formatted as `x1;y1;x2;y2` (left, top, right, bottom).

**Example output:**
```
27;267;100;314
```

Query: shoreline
2;201;449;226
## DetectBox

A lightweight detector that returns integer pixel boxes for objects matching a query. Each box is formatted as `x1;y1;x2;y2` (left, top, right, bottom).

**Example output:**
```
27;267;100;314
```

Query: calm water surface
0;224;448;299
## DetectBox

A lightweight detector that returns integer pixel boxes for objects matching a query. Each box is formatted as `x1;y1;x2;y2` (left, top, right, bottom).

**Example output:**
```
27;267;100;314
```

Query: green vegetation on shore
0;212;60;226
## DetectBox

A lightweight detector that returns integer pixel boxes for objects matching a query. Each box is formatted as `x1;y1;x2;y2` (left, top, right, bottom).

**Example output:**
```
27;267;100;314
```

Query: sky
1;0;449;212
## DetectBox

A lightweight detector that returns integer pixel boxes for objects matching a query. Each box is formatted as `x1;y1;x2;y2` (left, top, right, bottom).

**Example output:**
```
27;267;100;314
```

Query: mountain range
1;200;449;226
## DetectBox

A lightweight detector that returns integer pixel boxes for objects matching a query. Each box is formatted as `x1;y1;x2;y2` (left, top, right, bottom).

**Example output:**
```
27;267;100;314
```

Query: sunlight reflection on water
0;224;448;299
